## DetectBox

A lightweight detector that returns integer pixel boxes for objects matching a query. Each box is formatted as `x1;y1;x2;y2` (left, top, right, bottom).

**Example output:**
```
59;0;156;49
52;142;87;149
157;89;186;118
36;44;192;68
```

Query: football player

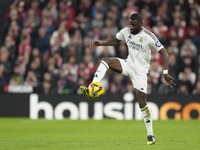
80;13;175;145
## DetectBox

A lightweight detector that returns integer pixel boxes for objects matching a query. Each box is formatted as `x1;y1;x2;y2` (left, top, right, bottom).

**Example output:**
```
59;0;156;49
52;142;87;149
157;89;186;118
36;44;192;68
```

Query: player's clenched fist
90;41;101;47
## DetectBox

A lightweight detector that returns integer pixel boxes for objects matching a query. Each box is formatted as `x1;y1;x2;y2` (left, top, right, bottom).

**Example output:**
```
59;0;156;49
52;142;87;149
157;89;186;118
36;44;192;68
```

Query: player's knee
102;57;113;65
102;57;111;62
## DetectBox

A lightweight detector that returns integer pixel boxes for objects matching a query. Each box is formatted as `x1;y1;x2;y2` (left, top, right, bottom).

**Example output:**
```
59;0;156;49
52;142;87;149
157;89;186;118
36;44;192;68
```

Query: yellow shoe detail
147;135;155;145
80;86;92;99
147;141;155;145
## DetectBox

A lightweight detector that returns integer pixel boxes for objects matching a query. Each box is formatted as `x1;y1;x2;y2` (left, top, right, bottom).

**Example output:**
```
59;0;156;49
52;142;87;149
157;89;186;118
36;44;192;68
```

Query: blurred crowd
0;0;200;95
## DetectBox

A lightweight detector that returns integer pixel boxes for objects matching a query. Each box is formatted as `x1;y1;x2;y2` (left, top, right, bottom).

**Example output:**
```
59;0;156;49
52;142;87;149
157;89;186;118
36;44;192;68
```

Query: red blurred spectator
23;8;40;32
4;3;23;23
26;0;42;20
18;39;32;56
109;74;126;94
77;61;91;84
167;17;187;41
152;20;168;37
18;28;31;54
57;0;75;30
186;18;200;36
53;51;63;68
8;20;20;40
122;0;138;19
79;0;91;17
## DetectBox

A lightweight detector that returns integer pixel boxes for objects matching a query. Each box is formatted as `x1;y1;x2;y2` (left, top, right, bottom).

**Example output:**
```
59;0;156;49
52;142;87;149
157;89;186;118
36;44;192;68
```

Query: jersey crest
139;37;143;43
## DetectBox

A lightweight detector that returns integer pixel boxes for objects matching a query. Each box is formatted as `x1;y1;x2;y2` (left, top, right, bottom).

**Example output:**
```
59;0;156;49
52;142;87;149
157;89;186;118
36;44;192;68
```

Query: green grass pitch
0;118;199;150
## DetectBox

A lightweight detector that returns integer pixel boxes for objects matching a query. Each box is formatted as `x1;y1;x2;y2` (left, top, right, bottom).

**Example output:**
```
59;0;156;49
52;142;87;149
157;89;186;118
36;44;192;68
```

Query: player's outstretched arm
90;38;121;47
159;48;176;88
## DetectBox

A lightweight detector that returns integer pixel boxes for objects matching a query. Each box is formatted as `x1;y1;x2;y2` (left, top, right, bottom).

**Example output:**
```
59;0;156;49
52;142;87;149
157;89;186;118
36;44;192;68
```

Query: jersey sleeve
150;36;164;52
144;29;164;52
116;28;125;40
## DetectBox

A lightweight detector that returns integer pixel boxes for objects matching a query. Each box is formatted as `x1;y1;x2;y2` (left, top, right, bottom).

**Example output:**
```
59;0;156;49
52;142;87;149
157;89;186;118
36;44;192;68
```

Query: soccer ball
88;82;104;98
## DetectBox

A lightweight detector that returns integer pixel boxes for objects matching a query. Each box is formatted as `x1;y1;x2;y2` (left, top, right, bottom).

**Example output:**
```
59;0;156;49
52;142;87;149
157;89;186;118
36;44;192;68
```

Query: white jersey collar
138;26;145;34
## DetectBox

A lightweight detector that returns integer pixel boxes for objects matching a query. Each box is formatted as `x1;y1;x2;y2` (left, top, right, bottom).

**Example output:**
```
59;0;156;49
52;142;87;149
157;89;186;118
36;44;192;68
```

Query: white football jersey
116;26;164;73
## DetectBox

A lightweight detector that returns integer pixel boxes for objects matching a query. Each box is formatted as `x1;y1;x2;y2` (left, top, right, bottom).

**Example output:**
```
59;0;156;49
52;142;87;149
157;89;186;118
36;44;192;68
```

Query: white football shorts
117;58;147;94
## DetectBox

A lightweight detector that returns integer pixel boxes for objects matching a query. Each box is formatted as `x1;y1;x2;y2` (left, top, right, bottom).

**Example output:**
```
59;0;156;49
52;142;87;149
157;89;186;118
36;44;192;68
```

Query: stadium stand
0;0;200;95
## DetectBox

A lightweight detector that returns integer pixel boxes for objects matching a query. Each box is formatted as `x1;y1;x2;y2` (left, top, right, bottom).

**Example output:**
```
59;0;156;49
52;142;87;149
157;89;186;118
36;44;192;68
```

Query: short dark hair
130;13;142;22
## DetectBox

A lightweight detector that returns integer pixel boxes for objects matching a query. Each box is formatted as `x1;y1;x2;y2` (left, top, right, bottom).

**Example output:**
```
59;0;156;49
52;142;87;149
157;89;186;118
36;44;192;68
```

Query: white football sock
141;105;154;136
92;60;109;83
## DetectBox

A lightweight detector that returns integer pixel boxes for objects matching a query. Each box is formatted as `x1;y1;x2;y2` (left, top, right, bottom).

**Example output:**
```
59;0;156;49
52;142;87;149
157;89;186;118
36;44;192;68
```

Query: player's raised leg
135;89;155;145
80;59;109;99
93;57;122;82
80;57;122;98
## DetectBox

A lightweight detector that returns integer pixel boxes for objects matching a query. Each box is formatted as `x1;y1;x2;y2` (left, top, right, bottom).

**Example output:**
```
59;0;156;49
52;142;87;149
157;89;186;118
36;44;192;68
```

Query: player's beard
131;26;141;35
